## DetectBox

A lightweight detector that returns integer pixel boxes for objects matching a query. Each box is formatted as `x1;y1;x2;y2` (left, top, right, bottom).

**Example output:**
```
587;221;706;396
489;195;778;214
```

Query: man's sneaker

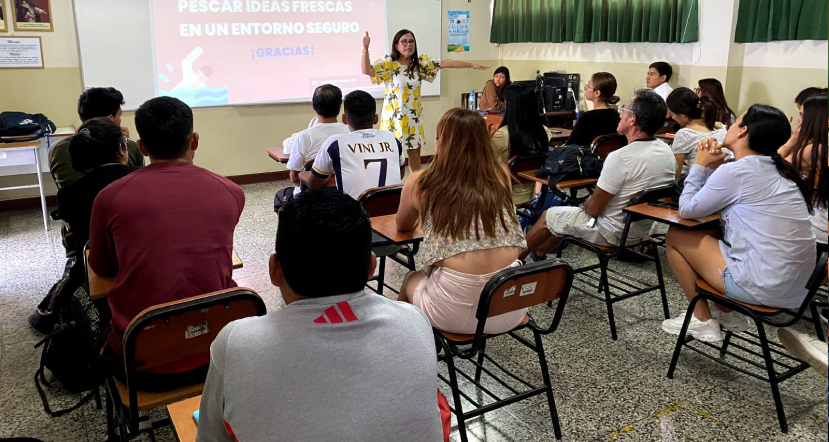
711;304;749;332
662;313;724;343
778;328;828;378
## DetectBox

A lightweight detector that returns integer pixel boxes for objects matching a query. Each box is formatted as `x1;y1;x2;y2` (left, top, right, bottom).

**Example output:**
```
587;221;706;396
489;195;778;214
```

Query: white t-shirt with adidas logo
311;129;405;200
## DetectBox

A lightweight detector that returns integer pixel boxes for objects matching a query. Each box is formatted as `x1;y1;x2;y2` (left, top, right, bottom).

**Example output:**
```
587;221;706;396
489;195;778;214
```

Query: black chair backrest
590;133;627;160
302;159;314;172
508;153;548;185
358;185;403;217
769;252;828;327
613;183;676;252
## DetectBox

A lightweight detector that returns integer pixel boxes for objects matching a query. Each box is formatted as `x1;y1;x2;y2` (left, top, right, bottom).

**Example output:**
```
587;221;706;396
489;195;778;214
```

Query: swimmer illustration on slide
159;46;229;106
173;47;211;91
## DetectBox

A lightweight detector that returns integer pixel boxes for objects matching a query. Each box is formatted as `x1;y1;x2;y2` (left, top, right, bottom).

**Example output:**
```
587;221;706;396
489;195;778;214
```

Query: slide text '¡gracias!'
179;1;353;13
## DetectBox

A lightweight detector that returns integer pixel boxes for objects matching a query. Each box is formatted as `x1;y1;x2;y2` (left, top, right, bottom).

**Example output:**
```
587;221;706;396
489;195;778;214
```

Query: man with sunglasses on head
521;89;676;260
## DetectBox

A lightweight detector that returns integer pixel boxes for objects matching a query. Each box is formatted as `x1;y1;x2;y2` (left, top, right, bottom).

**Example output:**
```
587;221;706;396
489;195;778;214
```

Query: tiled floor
1;181;826;441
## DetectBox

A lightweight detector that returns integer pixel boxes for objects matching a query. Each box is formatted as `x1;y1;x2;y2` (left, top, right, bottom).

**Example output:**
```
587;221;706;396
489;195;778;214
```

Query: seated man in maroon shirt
89;96;245;391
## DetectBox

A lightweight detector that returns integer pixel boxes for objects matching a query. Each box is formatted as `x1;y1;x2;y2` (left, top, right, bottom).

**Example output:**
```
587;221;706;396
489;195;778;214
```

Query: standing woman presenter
362;29;488;173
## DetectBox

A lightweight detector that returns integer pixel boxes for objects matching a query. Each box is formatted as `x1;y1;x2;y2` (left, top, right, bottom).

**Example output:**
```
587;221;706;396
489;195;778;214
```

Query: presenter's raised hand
363;32;371;50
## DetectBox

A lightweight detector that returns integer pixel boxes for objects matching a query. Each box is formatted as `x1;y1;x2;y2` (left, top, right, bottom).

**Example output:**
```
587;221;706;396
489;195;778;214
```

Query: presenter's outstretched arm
440;60;489;70
361;32;374;77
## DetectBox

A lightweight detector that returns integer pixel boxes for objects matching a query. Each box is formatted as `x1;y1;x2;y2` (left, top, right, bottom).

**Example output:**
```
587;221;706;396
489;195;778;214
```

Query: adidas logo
313;301;358;324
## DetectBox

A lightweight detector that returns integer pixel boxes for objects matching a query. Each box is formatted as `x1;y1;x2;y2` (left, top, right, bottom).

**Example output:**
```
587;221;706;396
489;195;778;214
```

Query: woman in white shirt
667;87;728;178
662;104;816;343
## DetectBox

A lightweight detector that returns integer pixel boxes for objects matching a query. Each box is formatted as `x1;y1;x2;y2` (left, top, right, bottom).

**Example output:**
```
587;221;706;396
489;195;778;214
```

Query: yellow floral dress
371;55;441;150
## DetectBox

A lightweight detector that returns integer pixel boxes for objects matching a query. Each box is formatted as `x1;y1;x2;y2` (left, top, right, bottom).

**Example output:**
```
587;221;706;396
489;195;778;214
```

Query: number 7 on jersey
364;159;388;187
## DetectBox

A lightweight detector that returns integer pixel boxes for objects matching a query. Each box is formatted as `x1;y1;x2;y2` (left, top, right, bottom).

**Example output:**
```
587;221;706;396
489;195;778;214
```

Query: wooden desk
267;147;290;163
89;248;244;300
548;128;572;144
298;170;336;188
370;214;424;246
167;395;201;442
656;133;676;145
623;198;719;229
516;170;598;190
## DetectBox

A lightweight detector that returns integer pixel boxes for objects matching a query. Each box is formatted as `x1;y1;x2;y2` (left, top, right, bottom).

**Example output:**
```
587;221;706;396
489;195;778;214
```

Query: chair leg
444;351;469;442
652;243;671;319
719;331;733;358
474;340;487;382
810;302;826;340
105;384;116;442
534;330;563;440
754;320;789;433
599;257;618;340
376;256;386;296
667;300;701;379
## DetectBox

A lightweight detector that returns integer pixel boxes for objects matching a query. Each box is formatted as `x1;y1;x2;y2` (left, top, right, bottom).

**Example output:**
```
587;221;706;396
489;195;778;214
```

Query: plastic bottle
468;89;476;111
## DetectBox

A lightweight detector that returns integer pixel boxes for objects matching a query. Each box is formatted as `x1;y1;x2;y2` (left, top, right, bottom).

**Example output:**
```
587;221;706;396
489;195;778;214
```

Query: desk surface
167;395;201;442
623;198;719;229
267;146;290;163
516;169;599;189
548;128;572;143
371;214;424;245
0;140;40;149
89;248;244;300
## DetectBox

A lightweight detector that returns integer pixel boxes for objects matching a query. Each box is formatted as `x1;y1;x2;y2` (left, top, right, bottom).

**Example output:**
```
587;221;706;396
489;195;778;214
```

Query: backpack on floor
0;112;56;142
29;257;77;335
33;282;108;417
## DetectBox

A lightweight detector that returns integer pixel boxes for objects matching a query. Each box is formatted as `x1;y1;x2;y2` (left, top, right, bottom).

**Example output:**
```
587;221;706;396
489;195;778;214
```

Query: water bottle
468;89;476;111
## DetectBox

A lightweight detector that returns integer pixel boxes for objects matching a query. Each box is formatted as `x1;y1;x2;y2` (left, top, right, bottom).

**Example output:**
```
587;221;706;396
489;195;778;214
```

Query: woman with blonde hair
396;108;527;335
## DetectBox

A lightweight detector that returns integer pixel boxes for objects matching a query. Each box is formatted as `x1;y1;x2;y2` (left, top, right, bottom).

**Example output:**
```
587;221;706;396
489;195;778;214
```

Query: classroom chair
507;153;549;223
435;260;574;442
667;253;828;434
358;185;417;295
105;288;267;441
553;184;674;340
589;133;627;159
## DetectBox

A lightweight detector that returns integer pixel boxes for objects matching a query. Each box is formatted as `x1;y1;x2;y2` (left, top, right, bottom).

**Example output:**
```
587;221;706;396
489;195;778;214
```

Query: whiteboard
73;0;442;111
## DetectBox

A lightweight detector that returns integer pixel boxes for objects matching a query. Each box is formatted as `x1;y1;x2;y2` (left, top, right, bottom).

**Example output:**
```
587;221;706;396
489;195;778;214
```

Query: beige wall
2;0;827;201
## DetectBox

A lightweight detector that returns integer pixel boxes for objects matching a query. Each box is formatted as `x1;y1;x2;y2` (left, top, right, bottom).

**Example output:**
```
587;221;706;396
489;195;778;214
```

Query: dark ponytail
741;104;814;214
666;87;718;130
69;117;126;173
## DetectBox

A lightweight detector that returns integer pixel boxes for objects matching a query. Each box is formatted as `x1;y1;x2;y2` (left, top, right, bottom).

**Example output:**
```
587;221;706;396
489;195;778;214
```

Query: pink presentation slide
153;1;387;107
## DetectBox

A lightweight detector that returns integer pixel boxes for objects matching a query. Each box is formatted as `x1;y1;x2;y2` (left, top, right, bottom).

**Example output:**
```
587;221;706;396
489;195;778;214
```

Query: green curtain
734;0;828;43
490;0;699;44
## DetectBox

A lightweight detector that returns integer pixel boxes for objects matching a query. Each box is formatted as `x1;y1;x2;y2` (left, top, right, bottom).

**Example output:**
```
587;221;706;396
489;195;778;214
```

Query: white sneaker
711;304;749;332
662;313;724;343
778;328;828;379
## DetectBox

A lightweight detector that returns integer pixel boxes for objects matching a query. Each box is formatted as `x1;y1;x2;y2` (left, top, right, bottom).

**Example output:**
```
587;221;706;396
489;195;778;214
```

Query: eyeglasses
399;39;416;46
693;87;701;94
618;107;633;115
584;83;594;91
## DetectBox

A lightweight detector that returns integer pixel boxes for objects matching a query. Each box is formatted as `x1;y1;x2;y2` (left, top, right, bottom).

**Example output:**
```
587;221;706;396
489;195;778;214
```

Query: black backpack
33;281;108;417
0;112;56;142
538;145;603;203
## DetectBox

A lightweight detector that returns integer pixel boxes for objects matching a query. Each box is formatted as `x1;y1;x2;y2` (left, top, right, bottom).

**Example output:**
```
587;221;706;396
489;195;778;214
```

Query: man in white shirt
308;90;405;199
647;61;674;101
286;84;350;195
520;89;677;260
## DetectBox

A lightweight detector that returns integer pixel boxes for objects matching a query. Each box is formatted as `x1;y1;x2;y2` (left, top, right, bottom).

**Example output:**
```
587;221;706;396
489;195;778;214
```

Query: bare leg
519;211;557;260
407;148;422;174
398;270;427;303
665;228;727;321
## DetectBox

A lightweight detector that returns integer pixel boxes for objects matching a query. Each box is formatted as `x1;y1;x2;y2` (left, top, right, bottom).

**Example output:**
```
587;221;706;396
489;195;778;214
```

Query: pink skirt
411;261;527;335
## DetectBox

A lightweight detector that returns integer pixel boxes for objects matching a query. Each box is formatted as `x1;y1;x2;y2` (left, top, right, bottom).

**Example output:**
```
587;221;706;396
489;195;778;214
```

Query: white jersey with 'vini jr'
311;129;405;200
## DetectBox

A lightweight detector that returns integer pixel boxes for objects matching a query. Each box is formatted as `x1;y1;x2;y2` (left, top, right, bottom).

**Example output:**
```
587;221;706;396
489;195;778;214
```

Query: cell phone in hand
550;129;562;134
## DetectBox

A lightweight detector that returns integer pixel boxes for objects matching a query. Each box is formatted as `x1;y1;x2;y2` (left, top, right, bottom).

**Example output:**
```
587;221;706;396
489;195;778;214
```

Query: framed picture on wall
12;0;52;32
0;1;9;33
